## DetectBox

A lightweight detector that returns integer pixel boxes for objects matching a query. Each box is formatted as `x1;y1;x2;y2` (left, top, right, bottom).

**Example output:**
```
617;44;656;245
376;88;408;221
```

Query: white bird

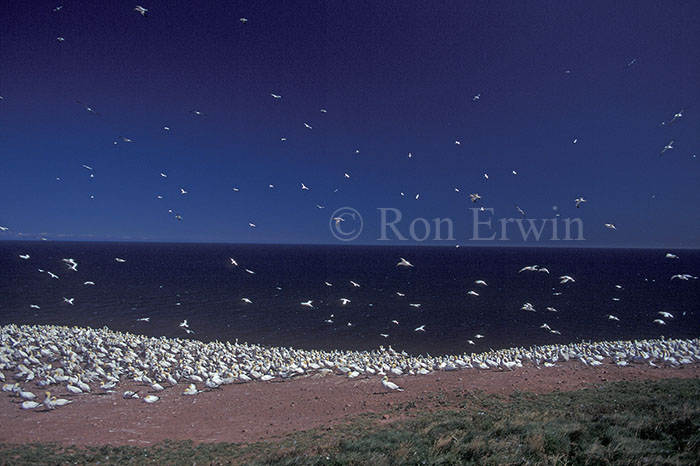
665;253;678;259
179;319;189;328
304;123;312;130
575;197;586;208
519;265;539;273
658;311;674;319
546;307;558;312
538;268;550;274
381;376;404;392
340;298;351;305
84;281;95;285
671;274;697;280
396;292;405;296
115;258;126;262
409;303;421;308
414;325;426;332
134;5;147;17
21;401;41;410
540;323;551;330
559;275;575;284
301;183;310;190
143;395;159;403
47;271;59;279
123;391;140;399
324;281;333;286
473;93;481;101
521;303;536;312
245;268;255;274
270;93;282;99
659;140;674;156
119;136;133;143
380;334;389;338
607;315;620;321
392;320;399;325
53;6;63;12
350;280;360;287
30;304;40;309
180;188;188;195
230;258;238;266
604;223;616;230
468;291;479;296
470;193;481;203
248;222;256;228
63;297;74;305
475;280;487;286
475;334;484;339
668;108;687;126
137;317;150;322
653;319;666;325
19;254;30;260
239;17;248;23
57;37;65;42
397;258;414;267
0;226;9;231
183;384;198;395
301;300;314;308
241;298;252;304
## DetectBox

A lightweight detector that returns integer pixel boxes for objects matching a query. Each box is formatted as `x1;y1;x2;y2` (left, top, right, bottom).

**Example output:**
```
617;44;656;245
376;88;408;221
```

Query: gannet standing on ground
381;376;404;392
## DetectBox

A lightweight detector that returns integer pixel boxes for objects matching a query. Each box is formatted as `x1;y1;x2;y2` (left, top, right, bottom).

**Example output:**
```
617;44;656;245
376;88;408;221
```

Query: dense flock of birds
2;323;699;409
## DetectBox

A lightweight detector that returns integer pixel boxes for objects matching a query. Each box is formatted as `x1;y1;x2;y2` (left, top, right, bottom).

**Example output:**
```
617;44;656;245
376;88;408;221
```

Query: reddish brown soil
1;362;699;446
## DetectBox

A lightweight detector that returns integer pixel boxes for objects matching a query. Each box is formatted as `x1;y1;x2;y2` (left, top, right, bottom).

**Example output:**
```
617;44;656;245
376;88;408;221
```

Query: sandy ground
1;362;699;446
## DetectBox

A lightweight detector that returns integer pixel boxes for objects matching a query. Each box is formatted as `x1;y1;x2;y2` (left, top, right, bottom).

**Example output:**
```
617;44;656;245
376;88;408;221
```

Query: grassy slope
1;378;699;465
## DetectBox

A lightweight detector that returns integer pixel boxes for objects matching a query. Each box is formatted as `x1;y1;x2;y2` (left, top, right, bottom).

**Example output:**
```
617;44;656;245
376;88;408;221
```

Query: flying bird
304;123;312;129
668;107;687;126
301;300;314;308
659;140;674;156
19;254;30;260
270;93;282;99
134;5;147;16
414;325;426;332
625;58;637;69
604;223;616;230
470;193;482;203
575;197;586;208
396;258;414;267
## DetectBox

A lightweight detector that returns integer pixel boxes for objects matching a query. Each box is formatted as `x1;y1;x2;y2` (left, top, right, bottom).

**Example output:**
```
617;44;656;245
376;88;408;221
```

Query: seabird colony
1;324;699;408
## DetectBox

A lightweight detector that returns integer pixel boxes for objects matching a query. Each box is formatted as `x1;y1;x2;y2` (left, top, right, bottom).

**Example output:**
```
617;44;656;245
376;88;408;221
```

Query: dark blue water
0;241;698;355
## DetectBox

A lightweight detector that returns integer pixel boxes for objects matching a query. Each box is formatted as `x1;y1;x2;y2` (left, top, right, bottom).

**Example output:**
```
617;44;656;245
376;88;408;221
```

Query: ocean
0;241;698;356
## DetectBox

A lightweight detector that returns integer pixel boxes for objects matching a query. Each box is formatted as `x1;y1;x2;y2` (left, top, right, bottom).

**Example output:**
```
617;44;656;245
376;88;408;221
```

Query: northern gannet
62;297;74;305
659;140;674;156
658;311;674;319
115;258;126;262
241;298;252;304
134;5;147;16
559;275;575;284
414;325;426;332
339;298;351;305
607;315;620;321
381;376;403;391
301;300;314;308
604;223;616;230
19;254;30;260
270;93;281;99
470;193;481;203
575;197;586;208
396;258;413;267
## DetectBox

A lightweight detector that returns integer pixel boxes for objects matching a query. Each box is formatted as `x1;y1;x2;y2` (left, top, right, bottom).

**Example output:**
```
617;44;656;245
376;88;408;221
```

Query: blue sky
1;1;699;247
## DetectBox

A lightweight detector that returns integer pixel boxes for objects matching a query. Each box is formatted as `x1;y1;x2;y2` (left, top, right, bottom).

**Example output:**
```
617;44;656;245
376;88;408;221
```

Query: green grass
2;377;700;465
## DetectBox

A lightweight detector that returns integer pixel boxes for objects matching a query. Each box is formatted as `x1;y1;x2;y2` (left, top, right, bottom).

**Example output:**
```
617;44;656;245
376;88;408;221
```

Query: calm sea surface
0;242;698;355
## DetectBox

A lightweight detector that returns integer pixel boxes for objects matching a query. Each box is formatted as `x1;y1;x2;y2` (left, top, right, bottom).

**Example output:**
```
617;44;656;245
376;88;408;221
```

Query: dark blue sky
1;1;699;247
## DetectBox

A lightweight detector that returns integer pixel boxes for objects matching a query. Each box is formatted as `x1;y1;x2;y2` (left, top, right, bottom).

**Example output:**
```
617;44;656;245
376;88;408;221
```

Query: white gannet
248;222;256;228
301;300;314;308
396;292;405;296
241;298;252;304
470;193;481;203
521;303;536;312
658;311;674;319
30;305;40;309
653;319;666;325
119;136;133;143
350;280;360;287
183;384;198;395
665;253;678;259
0;226;9;231
475;280;487;286
414;325;426;332
659;140;674;156
468;291;479;296
63;297;74;305
475;334;484;339
604;223;616;230
671;274;697;280
392;320;399;325
143;395;159;403
137;317;150;322
19;254;30;260
514;205;526;217
84;281;95;285
546;307;558;312
21;401;41;410
473;93;481;101
245;268;255;274
397;258;414;267
180;188;188;195
134;5;147;16
324;281;333;286
123;391;140;399
47;271;59;280
575;197;586;208
57;37;65;42
559;275;575;284
239;18;248;23
179;319;189;328
340;298;351;305
381;376;404;392
230;258;238;266
301;182;310;190
409;303;421;308
115;258;126;263
270;93;282;99
607;315;620;321
519;265;539;273
304;123;312;130
668;107;687;126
